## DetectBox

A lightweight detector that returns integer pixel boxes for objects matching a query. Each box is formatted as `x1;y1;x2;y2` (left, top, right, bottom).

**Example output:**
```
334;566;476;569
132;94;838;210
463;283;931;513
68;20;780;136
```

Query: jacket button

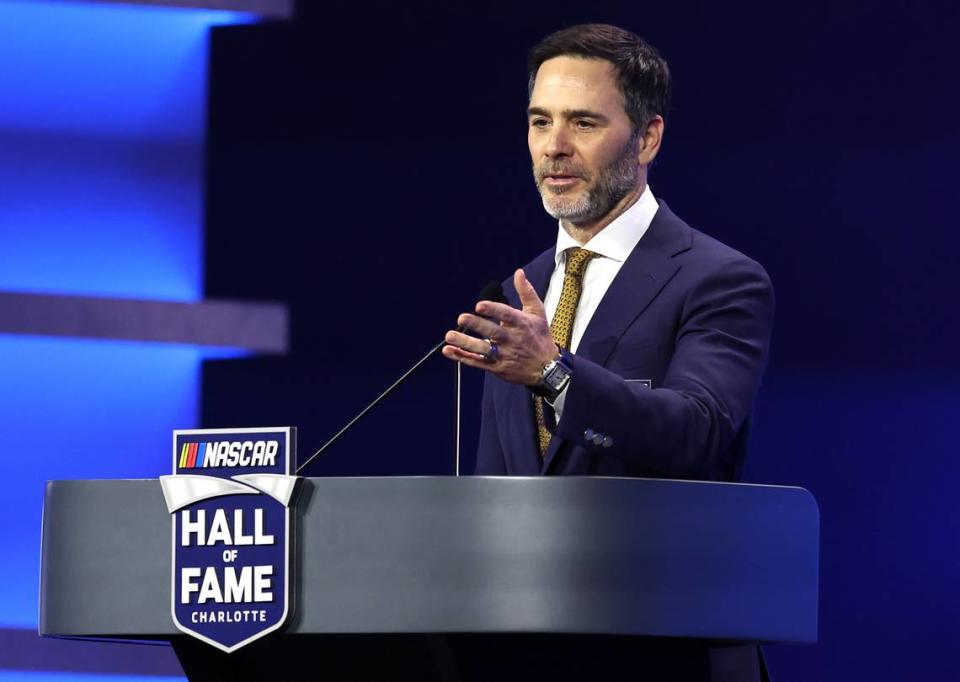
592;433;605;446
602;436;614;448
584;428;595;441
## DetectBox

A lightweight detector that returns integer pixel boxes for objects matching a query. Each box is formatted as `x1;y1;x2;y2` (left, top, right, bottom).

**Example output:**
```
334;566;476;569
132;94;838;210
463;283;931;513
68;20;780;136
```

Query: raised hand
441;269;559;385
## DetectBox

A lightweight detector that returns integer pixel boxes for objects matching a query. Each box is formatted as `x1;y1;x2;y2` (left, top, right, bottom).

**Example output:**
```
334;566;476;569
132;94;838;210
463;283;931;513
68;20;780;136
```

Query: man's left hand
442;269;558;385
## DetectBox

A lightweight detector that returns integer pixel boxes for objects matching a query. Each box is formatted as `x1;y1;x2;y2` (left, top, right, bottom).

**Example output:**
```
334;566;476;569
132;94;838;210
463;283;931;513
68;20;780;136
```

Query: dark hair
527;24;671;133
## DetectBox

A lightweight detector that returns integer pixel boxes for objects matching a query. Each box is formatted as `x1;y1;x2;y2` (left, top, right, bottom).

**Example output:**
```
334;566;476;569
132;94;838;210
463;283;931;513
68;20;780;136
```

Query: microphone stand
296;340;444;475
296;281;504;477
455;361;462;476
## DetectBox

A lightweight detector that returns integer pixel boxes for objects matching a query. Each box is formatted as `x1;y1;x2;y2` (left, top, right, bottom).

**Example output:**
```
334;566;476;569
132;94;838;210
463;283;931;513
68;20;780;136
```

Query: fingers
441;343;491;369
473;272;544;323
456;313;504;340
442;271;551;382
474;301;522;325
513;269;546;319
444;329;501;358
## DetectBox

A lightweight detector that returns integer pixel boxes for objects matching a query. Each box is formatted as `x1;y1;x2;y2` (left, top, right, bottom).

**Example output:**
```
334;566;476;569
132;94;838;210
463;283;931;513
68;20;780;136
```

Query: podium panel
40;476;818;645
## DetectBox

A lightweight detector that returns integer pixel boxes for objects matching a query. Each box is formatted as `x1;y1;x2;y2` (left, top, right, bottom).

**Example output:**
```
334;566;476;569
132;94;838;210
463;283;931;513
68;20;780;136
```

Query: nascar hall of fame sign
159;427;300;653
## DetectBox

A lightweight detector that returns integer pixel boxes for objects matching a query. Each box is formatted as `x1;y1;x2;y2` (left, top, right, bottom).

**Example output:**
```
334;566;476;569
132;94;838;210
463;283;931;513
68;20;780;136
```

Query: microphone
296;281;506;475
474;280;508;309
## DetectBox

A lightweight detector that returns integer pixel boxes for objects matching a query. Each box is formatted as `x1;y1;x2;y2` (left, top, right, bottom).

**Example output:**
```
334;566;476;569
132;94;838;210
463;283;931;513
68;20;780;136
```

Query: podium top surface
40;476;818;644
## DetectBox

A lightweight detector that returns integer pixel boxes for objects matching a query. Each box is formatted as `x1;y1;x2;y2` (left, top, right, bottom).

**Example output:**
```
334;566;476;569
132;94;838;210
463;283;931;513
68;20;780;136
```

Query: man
441;24;775;681
442;24;773;482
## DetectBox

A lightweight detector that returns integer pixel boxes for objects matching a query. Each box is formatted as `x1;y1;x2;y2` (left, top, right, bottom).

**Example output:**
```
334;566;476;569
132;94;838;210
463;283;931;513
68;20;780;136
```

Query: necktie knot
563;247;598;279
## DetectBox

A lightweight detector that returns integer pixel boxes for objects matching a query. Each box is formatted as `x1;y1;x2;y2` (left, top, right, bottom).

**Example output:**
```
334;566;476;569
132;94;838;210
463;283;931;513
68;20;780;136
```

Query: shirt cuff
546;385;568;420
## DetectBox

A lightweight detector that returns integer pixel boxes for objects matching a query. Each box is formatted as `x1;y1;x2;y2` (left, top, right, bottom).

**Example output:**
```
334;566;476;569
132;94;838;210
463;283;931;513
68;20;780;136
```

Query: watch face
544;362;571;391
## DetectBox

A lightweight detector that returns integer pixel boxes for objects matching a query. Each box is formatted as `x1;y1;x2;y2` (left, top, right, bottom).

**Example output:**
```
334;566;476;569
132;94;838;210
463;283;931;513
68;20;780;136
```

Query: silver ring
483;339;499;362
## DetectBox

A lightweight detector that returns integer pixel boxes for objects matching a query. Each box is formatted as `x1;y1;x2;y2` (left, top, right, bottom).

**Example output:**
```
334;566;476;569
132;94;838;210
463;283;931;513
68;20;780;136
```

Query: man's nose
544;127;573;157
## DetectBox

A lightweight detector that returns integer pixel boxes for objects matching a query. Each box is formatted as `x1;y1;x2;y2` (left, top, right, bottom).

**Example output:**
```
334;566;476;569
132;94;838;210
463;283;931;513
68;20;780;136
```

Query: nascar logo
178;440;279;469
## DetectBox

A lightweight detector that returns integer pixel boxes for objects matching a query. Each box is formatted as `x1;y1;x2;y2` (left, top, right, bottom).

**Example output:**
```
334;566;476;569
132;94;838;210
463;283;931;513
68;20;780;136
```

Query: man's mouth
543;174;582;187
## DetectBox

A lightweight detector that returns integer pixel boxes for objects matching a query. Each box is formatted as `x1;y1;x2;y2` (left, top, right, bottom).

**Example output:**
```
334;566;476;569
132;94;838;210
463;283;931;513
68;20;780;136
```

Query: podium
40;476;818;680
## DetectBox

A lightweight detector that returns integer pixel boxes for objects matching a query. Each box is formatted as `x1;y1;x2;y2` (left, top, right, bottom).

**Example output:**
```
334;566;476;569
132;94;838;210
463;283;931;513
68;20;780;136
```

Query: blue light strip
0;1;254;300
0;130;206;299
0;673;185;682
0;4;260;677
0;336;212;628
0;1;255;139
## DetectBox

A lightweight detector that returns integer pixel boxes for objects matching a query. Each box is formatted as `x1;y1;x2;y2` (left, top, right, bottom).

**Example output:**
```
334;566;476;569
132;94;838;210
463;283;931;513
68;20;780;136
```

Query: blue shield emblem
159;427;299;652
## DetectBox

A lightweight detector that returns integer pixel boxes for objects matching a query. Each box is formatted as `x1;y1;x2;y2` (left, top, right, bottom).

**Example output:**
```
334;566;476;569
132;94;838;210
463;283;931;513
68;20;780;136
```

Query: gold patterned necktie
535;247;599;457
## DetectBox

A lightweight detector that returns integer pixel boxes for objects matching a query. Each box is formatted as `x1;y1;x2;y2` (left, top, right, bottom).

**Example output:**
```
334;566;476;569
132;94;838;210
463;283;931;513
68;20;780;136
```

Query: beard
533;135;640;225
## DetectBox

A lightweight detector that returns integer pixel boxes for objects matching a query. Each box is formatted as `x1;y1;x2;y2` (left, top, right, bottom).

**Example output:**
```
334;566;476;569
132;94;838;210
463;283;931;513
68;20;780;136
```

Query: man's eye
576;120;596;130
530;118;550;129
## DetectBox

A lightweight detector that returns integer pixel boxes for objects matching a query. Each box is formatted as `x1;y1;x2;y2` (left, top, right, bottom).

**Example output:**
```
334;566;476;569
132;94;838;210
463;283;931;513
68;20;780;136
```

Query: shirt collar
553;184;660;267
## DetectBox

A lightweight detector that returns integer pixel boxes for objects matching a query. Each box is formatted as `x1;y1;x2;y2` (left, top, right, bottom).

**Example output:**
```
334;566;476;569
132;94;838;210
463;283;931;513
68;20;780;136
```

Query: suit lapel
542;202;691;474
574;202;690;368
524;247;556;301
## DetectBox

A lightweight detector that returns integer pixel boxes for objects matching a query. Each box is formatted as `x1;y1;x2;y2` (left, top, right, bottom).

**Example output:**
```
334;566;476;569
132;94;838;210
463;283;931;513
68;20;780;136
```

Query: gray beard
535;138;639;226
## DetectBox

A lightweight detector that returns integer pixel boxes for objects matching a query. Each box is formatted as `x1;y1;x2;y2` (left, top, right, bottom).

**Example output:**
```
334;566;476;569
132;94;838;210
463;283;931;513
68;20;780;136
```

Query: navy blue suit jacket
475;201;774;482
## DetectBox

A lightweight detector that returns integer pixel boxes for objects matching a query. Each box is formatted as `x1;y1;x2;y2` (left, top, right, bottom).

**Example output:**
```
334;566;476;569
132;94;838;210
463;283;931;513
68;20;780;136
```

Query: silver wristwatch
532;350;573;402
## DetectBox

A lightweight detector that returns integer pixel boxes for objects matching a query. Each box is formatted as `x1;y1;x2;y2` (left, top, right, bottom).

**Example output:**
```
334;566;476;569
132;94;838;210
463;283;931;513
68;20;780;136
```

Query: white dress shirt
544;184;659;422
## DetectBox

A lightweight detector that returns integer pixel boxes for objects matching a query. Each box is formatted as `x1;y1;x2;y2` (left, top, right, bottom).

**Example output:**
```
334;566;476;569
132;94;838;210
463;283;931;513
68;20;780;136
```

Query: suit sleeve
474;371;508;475
554;255;774;480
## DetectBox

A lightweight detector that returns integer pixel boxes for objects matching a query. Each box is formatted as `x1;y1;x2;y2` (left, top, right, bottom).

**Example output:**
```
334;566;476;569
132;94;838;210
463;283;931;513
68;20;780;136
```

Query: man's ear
638;115;665;165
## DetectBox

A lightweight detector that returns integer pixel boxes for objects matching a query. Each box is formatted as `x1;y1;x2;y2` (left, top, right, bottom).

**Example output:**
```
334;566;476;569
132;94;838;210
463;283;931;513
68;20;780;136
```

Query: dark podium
40;476;818;681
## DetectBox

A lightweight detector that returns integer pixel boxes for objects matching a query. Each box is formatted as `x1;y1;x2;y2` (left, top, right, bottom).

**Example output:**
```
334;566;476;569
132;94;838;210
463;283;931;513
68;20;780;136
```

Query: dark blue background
201;2;960;679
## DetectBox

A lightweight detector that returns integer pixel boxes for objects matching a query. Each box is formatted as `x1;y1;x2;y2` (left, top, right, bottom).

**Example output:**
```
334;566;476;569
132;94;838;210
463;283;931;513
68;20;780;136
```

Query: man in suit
441;23;774;681
442;24;773;482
